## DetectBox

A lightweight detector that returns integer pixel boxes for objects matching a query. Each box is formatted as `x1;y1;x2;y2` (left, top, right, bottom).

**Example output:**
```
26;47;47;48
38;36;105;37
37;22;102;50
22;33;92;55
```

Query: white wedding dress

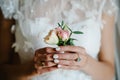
0;0;118;80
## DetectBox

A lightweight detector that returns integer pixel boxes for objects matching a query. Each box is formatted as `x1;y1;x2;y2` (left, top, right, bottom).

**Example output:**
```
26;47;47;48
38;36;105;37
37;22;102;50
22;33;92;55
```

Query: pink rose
55;27;70;41
44;21;83;46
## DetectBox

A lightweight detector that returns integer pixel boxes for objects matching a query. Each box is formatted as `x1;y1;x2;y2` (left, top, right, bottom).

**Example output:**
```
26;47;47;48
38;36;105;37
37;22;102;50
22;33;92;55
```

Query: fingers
58;60;78;66
34;47;56;62
33;46;87;72
55;59;82;67
58;54;88;67
34;46;85;62
34;60;57;74
34;52;78;62
34;54;54;62
42;47;56;53
53;52;88;70
35;47;56;56
33;47;58;75
55;59;85;70
57;46;85;53
53;53;78;60
35;61;56;69
34;52;78;63
57;65;79;70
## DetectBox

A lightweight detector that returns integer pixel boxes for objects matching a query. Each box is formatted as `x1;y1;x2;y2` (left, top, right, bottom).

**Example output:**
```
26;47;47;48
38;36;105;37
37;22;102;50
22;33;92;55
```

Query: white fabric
115;0;120;79
0;0;118;80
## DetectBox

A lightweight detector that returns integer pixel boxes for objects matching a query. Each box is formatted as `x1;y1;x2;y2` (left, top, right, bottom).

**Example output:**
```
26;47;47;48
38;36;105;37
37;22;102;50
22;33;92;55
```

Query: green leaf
57;40;64;46
72;31;83;34
70;38;77;41
64;24;72;32
69;39;74;45
61;20;64;26
63;25;67;29
58;23;61;27
66;38;74;45
63;24;72;37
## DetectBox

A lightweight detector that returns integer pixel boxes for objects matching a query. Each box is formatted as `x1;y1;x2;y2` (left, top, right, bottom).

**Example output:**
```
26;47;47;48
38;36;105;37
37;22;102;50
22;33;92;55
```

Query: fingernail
53;54;59;59
55;47;60;51
57;64;62;68
60;51;64;54
54;59;59;63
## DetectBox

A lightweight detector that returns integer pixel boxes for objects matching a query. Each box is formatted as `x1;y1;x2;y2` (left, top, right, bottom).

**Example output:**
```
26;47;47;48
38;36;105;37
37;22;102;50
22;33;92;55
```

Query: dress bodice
0;0;118;80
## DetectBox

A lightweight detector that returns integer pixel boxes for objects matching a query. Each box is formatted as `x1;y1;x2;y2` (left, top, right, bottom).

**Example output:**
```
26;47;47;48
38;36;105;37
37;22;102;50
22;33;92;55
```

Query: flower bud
58;30;70;41
55;27;70;41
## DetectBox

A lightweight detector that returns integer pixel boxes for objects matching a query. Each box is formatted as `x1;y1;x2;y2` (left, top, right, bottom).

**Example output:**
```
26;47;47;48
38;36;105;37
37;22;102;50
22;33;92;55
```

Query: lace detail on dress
102;0;118;16
0;0;19;19
0;0;118;19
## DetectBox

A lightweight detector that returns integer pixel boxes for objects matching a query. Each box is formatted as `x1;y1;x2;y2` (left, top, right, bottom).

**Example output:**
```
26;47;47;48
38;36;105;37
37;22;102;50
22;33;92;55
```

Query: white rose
44;30;59;45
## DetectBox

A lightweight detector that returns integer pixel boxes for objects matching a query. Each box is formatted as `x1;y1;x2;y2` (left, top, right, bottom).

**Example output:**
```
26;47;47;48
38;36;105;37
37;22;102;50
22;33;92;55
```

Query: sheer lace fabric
0;0;118;80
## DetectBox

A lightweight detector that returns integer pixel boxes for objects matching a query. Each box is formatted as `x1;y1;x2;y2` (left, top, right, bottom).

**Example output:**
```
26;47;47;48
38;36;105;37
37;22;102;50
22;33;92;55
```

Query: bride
0;0;118;80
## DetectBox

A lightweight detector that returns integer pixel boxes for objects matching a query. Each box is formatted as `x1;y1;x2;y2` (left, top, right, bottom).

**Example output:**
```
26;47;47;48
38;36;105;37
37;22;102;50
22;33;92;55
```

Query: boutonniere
44;21;83;46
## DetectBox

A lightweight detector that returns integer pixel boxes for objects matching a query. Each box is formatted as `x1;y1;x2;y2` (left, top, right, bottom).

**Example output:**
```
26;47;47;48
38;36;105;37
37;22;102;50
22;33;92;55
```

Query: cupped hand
33;47;58;74
33;46;88;76
52;46;88;70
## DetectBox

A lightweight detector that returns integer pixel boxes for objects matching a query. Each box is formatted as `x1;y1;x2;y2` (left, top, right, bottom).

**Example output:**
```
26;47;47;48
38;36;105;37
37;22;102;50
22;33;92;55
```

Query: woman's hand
33;45;88;78
53;46;88;70
33;47;57;75
34;46;88;72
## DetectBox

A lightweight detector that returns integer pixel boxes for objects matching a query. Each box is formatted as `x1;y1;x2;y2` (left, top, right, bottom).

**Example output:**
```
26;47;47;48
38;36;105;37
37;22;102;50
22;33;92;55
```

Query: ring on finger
41;61;45;66
38;61;46;67
75;53;81;62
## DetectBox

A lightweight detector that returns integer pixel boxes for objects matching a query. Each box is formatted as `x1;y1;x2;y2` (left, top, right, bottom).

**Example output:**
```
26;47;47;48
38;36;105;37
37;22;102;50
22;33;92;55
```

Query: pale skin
0;8;115;80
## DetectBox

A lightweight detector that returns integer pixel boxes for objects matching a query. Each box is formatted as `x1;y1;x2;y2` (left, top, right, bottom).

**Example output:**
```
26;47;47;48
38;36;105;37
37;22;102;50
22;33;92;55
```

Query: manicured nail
53;54;59;59
55;47;60;51
54;59;59;63
60;51;64;54
57;64;62;68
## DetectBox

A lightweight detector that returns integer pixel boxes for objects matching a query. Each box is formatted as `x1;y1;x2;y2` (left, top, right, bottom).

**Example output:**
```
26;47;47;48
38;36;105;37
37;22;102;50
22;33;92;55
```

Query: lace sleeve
102;0;118;17
0;0;19;19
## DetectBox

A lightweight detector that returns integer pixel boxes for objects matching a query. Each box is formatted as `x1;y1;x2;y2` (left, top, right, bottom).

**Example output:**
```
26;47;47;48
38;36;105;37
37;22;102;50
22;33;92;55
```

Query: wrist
80;54;91;71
